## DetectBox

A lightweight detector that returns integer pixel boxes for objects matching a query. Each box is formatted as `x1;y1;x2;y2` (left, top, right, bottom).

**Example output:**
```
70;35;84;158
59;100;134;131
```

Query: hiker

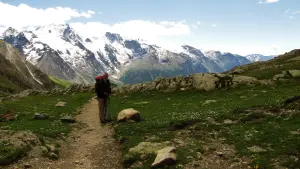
95;72;112;123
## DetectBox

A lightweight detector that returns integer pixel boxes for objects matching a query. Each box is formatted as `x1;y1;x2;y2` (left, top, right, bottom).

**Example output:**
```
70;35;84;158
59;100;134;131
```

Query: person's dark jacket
95;78;111;99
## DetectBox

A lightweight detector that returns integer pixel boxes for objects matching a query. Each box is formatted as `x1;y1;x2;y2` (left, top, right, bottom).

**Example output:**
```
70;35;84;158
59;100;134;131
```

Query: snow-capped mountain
246;54;275;62
0;24;272;84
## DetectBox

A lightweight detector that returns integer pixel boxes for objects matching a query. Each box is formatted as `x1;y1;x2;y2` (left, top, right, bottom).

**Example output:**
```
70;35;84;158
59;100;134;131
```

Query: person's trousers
98;98;108;122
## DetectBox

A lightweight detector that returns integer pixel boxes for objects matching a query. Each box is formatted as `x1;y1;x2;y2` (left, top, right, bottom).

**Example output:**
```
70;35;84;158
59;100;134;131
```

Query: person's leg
103;98;108;121
98;98;105;123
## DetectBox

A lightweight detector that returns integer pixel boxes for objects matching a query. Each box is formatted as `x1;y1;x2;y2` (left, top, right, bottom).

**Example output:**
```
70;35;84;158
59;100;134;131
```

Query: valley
0;48;300;168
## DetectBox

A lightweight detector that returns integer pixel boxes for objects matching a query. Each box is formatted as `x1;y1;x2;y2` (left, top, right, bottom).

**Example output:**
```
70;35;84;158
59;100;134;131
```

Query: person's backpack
95;76;103;93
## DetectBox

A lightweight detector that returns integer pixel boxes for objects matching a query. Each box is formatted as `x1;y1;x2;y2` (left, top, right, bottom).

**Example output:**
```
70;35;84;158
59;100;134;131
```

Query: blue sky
0;0;299;55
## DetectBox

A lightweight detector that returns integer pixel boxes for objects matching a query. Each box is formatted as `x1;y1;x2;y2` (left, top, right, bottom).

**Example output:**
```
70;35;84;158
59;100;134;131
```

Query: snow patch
26;64;43;85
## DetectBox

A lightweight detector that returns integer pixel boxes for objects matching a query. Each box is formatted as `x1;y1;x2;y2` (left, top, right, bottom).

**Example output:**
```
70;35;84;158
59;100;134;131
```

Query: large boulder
151;146;177;168
232;75;258;86
191;73;219;91
117;108;141;122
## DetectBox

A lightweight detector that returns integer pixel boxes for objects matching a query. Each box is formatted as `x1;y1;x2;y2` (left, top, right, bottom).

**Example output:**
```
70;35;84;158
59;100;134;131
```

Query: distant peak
2;27;19;37
105;32;123;43
205;50;221;55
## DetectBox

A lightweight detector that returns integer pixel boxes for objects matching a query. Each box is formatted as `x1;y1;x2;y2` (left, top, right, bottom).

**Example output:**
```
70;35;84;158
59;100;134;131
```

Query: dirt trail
7;98;122;169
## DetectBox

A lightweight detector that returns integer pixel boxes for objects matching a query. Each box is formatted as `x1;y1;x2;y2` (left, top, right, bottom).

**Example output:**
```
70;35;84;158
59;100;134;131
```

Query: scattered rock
288;70;300;77
86;128;95;132
55;101;67;107
0;112;17;122
49;152;59;160
46;144;57;153
205;117;216;124
216;151;224;157
290;130;300;135
134;101;149;105
173;139;185;146
151;146;177;168
33;113;49;120
273;74;285;81
240;96;247;99
129;141;173;155
203;100;217;105
60;115;76;123
41;146;48;154
247;146;267;153
117;108;141;122
75;161;83;165
24;163;32;168
223;119;235;124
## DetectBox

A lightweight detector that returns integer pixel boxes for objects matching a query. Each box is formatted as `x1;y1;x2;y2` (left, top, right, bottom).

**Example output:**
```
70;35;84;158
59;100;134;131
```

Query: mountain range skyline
0;24;275;84
0;24;277;58
0;0;299;56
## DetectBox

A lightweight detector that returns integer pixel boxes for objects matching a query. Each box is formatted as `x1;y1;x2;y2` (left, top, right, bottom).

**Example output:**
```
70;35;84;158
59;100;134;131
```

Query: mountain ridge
1;24;274;84
0;40;54;95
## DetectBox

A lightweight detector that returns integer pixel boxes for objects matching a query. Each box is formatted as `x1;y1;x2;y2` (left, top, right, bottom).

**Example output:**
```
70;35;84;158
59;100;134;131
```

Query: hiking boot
100;119;107;124
105;118;113;123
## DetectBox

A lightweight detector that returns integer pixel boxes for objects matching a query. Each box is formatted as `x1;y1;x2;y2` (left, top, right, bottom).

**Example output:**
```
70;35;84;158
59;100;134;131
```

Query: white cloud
70;20;191;43
192;25;198;29
0;2;95;29
197;21;201;25
87;10;95;14
212;24;217;27
0;26;6;36
258;0;279;4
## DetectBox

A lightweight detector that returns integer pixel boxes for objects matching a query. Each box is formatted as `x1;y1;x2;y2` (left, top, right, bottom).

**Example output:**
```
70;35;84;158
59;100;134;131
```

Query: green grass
0;92;93;165
0;75;22;95
0;92;92;137
242;60;300;80
49;76;72;88
228;49;300;80
108;80;300;168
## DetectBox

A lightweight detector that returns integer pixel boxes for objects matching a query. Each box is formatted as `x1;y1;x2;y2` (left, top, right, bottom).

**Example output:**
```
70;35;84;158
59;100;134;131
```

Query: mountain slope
0;40;54;95
246;54;275;62
226;49;300;79
0;24;271;84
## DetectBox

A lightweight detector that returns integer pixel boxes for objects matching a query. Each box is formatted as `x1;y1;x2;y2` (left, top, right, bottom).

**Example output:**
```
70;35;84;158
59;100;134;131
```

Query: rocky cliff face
0;40;54;94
